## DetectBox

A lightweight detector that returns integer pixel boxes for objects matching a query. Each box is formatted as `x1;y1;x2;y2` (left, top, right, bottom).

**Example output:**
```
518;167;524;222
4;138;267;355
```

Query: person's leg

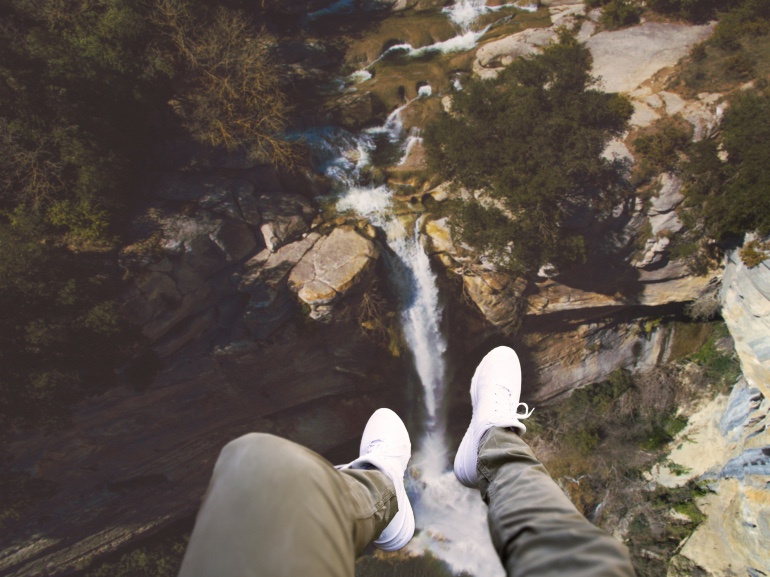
178;432;397;577
454;346;635;577
478;427;635;577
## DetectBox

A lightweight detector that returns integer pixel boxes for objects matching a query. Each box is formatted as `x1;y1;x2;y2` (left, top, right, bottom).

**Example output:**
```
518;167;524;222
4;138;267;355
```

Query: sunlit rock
288;226;379;319
586;23;714;94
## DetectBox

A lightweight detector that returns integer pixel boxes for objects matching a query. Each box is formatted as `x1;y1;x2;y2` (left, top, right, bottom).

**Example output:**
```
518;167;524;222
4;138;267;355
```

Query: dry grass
151;0;298;166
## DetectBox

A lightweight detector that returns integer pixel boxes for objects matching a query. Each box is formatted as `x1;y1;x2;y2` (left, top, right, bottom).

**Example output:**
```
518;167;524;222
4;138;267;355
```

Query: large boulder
288;226;379;319
473;28;556;79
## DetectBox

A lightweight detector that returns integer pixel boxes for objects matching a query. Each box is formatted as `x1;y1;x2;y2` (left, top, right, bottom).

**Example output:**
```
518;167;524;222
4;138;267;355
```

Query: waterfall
296;91;504;576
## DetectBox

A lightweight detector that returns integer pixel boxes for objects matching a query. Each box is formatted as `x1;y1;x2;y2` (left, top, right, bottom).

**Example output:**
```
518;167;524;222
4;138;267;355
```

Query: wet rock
288;226;379;319
329;91;386;131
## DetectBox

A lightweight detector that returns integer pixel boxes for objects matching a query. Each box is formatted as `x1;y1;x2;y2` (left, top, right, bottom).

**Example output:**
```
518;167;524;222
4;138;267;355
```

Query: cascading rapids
299;78;505;576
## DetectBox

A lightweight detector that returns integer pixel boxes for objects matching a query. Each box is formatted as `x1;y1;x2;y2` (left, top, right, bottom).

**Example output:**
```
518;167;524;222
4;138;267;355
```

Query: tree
424;31;632;274
150;0;297;166
683;88;770;241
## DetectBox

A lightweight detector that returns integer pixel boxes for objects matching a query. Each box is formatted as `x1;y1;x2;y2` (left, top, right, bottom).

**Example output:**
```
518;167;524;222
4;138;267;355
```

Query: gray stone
721;380;764;442
234;182;261;226
649;173;684;215
143;285;214;343
586;23;714;93
209;219;257;263
716;448;770;480
256;194;316;252
240;233;321;291
288;227;379;317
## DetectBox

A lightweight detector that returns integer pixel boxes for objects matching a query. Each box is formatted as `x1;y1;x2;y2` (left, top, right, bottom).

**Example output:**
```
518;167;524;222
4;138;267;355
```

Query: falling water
295;83;504;577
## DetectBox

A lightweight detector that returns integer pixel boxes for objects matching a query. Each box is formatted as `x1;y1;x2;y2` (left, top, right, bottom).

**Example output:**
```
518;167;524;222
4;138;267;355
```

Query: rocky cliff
3;1;769;576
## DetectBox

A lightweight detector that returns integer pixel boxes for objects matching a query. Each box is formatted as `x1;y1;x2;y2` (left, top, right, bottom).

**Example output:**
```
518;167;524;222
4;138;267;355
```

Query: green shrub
683;89;770;242
0;213;133;430
424;31;632;274
633;117;691;176
739;239;770;267
600;0;642;30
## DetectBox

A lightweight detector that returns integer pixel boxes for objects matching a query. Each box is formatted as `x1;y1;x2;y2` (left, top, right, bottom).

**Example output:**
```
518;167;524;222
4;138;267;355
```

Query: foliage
711;0;770;51
0;213;135;430
682;89;770;242
739;239;770;267
626;482;709;577
600;0;642;31
632;117;691;182
671;0;770;96
82;525;190;577
646;0;733;23
0;0;293;430
150;0;296;166
688;323;740;392
0;470;57;531
424;31;632;275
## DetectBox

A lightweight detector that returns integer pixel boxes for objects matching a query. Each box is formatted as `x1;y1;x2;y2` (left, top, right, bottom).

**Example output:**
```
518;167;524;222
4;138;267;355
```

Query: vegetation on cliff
530;323;739;576
0;0;291;431
424;31;632;275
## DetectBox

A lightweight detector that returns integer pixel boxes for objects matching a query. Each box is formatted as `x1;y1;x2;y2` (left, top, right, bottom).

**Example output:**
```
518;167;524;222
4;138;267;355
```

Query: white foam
348;69;372;84
444;0;539;31
398;134;423;166
418;84;433;98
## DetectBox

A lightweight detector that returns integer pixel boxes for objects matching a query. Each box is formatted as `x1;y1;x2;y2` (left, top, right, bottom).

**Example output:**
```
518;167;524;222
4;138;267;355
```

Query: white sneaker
453;346;534;488
339;408;415;551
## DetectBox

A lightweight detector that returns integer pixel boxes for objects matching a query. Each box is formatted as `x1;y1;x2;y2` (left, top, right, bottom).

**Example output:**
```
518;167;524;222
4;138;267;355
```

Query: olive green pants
179;429;634;577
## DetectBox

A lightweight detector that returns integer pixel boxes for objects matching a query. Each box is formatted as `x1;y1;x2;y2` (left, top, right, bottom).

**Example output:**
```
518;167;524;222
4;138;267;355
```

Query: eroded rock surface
649;242;770;575
289;226;380;319
586;23;714;94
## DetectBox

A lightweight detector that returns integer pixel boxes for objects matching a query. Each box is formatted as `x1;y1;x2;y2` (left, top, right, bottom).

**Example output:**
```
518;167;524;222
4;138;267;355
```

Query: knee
214;433;324;479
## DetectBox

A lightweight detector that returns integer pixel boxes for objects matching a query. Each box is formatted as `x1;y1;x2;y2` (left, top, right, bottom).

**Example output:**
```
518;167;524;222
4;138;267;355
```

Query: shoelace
364;439;409;457
494;385;535;420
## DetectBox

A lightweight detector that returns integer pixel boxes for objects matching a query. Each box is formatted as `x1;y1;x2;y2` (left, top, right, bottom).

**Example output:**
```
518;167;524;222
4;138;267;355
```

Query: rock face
523;320;675;401
288;226;380;319
473;27;557;79
238;233;322;339
721;246;770;395
652;244;770;576
118;166;325;357
586;23;714;94
256;193;316;252
0;321;407;577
